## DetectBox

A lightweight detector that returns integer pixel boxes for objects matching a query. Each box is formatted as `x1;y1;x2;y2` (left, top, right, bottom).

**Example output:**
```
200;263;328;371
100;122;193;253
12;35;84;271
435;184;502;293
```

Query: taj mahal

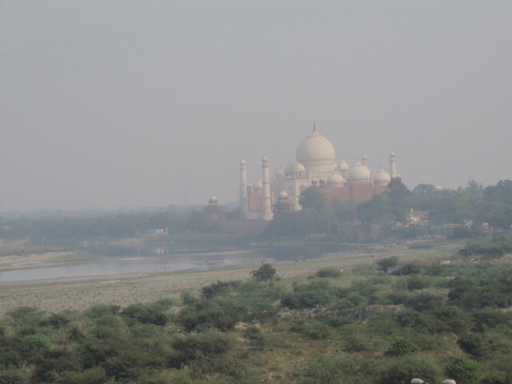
206;127;400;222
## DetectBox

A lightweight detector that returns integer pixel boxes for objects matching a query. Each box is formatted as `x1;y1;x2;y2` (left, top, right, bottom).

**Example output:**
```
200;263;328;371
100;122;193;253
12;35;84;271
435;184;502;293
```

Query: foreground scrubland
2;237;512;384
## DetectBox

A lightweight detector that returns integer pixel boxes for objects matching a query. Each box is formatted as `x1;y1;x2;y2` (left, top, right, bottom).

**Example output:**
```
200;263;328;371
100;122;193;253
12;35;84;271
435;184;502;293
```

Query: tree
444;355;480;384
377;257;398;271
412;184;435;195
299;187;326;211
250;264;276;282
388;179;412;202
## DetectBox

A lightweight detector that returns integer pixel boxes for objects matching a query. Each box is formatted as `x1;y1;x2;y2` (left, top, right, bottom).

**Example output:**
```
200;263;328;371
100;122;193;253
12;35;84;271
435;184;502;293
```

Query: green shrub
376;355;441;384
316;267;342;278
282;281;337;309
294;355;352;384
432;306;471;334
444;355;480;384
397;263;422;275
6;307;46;325
0;369;30;384
377;257;399;271
22;334;52;352
202;280;241;299
121;303;168;326
404;292;442;312
384;337;420;357
406;276;430;291
85;304;120;319
169;331;233;368
290;320;332;340
250;264;276;281
396;310;434;333
473;308;511;328
65;367;107;384
177;300;239;331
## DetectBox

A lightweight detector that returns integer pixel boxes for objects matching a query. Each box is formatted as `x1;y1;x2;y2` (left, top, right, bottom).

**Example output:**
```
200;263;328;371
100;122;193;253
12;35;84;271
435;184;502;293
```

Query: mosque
206;127;400;222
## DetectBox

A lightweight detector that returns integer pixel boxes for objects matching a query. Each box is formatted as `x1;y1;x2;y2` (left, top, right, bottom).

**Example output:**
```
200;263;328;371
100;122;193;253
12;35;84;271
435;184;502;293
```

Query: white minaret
389;150;398;179
361;154;368;166
261;156;273;221
239;159;248;219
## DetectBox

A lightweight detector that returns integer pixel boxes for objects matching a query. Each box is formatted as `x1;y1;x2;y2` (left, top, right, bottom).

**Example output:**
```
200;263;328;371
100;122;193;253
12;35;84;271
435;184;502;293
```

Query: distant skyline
1;1;511;211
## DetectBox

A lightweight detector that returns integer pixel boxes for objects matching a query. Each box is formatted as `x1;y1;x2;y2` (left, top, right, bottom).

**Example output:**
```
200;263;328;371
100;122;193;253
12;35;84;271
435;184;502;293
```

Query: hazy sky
1;1;511;211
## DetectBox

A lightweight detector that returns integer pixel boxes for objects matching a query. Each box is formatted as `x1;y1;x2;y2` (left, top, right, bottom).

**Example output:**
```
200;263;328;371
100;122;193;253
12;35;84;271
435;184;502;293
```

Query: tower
389;151;398;179
261;156;273;221
239;159;248;219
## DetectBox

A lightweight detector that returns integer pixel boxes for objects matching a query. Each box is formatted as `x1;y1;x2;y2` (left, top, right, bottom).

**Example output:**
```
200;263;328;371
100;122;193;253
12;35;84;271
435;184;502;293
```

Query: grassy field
0;240;464;315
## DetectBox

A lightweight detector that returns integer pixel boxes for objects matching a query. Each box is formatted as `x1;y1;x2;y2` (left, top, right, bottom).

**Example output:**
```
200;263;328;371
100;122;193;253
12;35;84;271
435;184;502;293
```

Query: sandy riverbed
0;244;457;315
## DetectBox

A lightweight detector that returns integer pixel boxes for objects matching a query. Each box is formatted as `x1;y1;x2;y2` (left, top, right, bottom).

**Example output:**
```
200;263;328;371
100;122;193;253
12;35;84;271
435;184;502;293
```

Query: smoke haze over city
1;1;511;211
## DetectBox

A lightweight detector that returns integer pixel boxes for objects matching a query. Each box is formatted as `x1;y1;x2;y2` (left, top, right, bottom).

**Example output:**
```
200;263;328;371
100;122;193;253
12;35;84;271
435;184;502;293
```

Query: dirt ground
0;243;460;315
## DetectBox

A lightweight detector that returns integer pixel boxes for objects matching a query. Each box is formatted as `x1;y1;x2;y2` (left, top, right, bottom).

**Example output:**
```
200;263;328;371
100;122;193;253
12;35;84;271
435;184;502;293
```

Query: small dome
374;169;391;186
278;191;289;199
254;178;263;189
350;161;371;182
296;131;336;166
293;162;306;172
284;163;295;174
240;159;246;165
275;167;284;175
433;184;443;192
338;161;349;171
361;154;368;165
327;172;345;187
209;196;218;204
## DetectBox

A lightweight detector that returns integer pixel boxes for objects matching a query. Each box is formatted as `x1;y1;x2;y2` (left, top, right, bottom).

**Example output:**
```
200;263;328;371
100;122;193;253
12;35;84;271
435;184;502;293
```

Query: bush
294;355;352;384
0;370;30;384
406;276;430;291
121;304;168;326
202;280;241;298
250;264;276;281
316;267;342;278
376;355;441;384
282;281;337;309
177;300;239;331
444;355;480;384
397;263;421;275
384;337;420;357
404;292;442;312
377;257;399;271
85;305;120;319
169;331;233;368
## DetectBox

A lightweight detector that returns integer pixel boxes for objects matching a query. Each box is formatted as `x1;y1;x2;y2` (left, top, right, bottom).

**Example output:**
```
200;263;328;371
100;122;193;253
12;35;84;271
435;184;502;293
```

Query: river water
0;242;347;283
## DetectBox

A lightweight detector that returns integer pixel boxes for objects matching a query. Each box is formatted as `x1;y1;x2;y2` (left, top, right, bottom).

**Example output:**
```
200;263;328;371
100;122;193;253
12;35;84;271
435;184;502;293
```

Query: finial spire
313;120;316;132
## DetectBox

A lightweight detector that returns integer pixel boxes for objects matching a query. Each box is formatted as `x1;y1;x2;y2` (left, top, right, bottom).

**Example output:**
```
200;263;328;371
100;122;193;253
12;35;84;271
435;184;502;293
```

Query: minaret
361;154;368;166
389;151;398;179
239;159;248;219
261;156;273;221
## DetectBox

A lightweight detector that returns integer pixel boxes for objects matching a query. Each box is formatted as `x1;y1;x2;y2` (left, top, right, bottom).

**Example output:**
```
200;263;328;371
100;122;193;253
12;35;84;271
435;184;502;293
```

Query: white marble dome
327;172;345;187
349;161;371;182
338;161;349;172
296;131;336;177
254;178;263;190
374;169;391;186
293;162;306;172
433;184;443;192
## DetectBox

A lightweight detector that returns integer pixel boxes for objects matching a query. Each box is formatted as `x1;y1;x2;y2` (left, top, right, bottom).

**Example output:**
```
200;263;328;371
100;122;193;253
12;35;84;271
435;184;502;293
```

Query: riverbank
0;251;94;271
0;241;462;315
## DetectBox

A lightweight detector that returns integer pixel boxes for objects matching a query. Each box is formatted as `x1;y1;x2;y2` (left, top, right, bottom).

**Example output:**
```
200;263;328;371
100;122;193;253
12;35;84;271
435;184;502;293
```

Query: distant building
207;126;402;222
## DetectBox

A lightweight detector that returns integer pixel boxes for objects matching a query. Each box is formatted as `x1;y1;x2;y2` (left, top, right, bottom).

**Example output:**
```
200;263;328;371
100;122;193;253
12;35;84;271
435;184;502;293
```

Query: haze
1;1;511;211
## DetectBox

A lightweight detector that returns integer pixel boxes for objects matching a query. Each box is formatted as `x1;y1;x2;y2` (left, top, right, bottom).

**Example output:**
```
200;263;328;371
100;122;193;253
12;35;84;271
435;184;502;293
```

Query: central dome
297;131;336;168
